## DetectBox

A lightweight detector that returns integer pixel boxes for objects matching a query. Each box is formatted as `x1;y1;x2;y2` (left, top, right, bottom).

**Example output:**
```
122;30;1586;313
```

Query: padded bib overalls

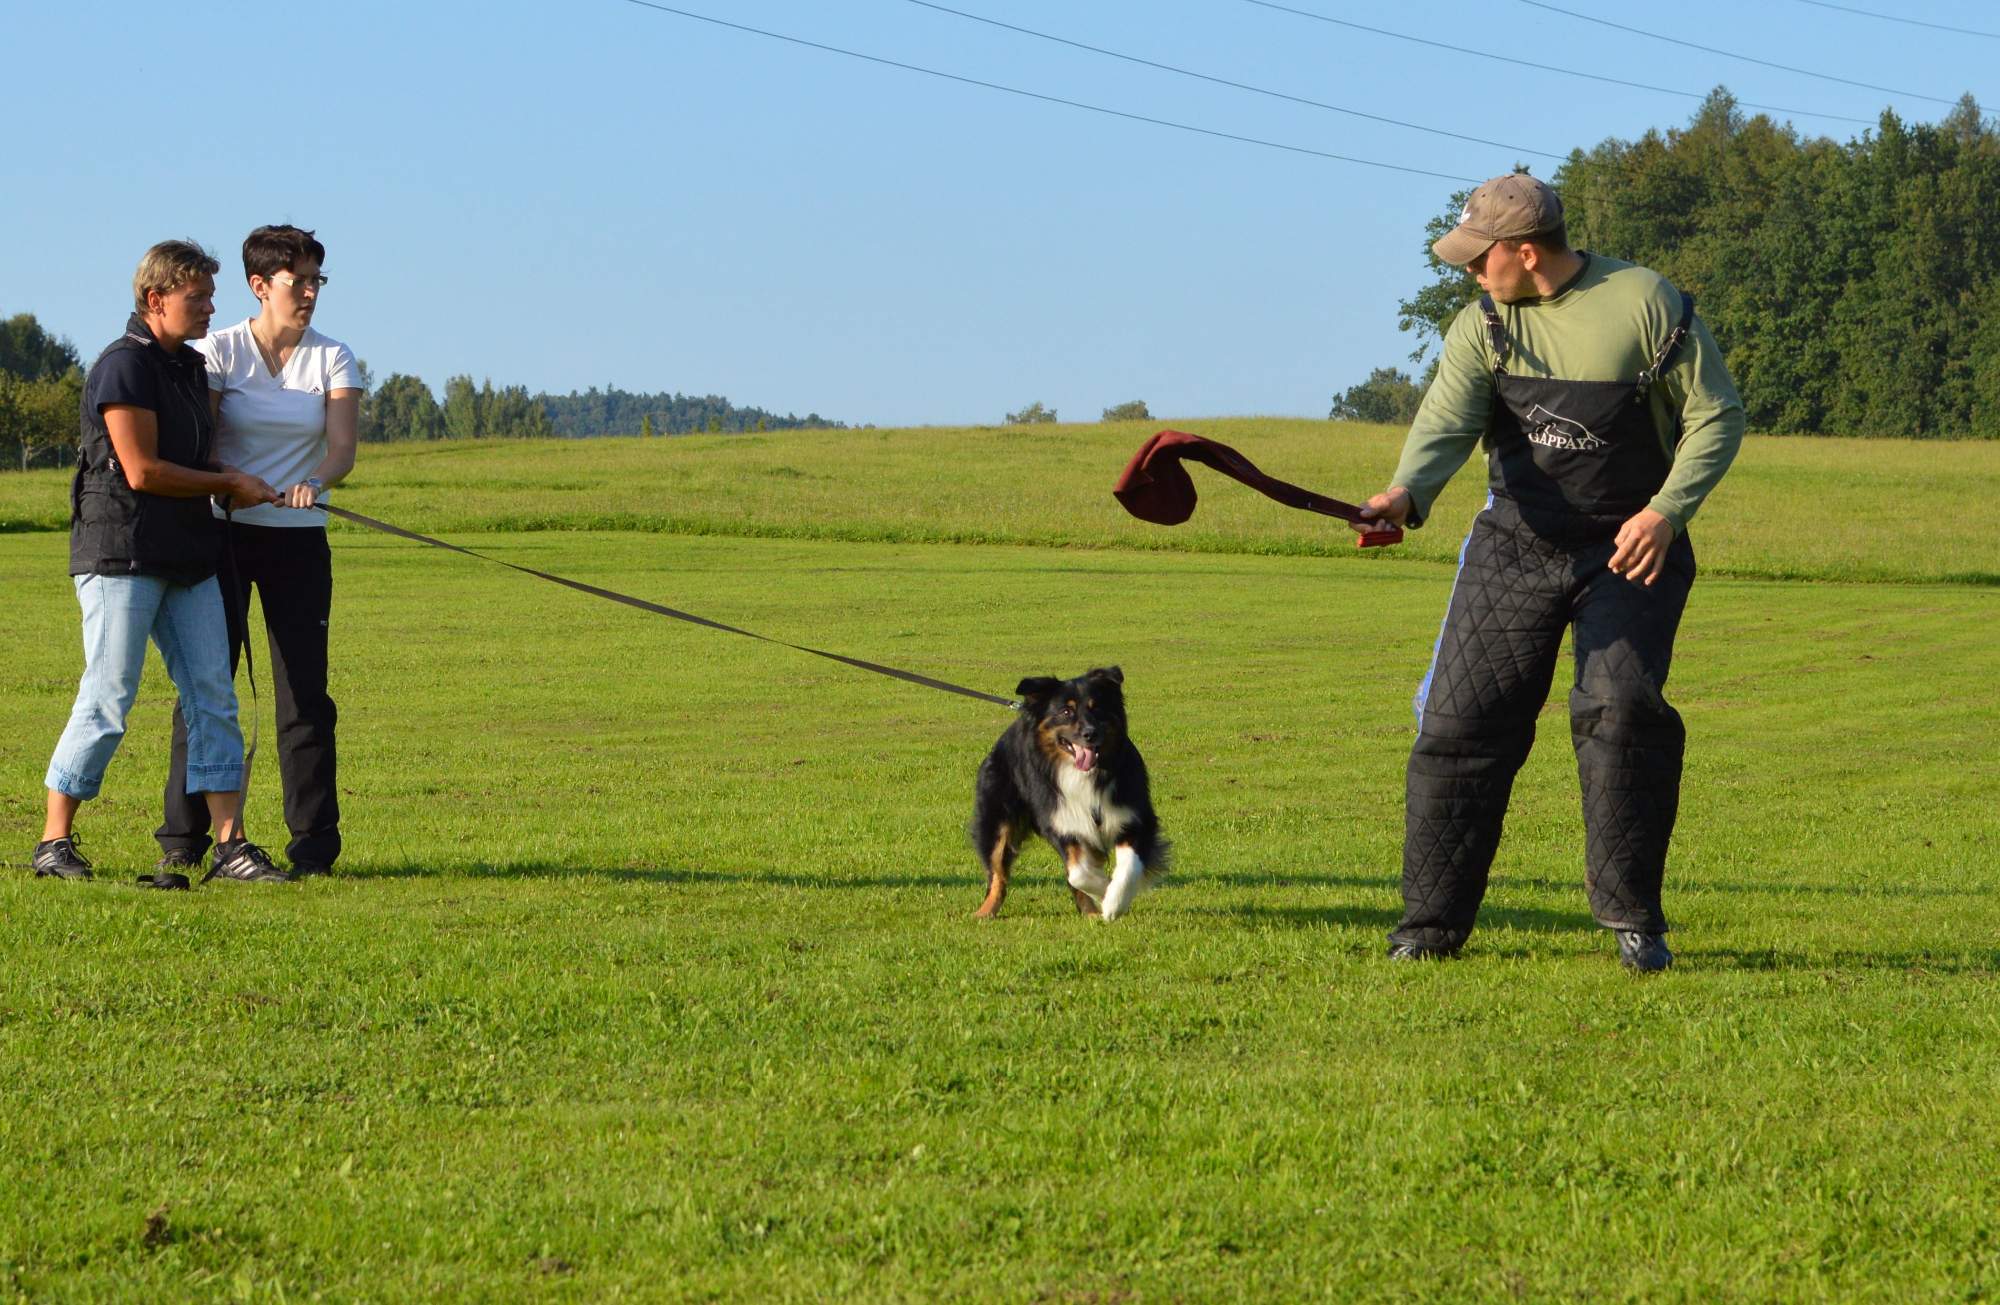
1390;292;1698;952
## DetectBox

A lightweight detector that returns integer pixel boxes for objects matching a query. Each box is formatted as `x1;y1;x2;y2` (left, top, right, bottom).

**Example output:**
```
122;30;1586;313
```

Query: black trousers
1390;498;1694;951
158;523;340;867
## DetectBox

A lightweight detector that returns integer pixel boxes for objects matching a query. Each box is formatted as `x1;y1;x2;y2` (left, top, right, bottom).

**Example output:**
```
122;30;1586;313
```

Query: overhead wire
1238;0;1875;127
616;0;1480;181
899;0;1564;161
1515;0;1968;108
1792;0;2000;41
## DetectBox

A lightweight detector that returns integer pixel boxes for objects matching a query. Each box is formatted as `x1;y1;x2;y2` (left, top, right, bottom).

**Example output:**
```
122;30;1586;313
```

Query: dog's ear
1085;665;1124;687
1014;676;1060;709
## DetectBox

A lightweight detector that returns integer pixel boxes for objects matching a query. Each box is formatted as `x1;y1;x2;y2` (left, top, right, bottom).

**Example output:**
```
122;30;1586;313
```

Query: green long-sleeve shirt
1390;253;1745;532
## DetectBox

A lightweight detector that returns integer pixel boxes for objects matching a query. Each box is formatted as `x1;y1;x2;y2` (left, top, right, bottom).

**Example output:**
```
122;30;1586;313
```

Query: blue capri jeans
45;573;245;800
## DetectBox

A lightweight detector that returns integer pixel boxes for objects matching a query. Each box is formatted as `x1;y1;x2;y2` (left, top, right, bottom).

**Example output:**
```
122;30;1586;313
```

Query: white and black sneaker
203;839;294;884
32;837;94;881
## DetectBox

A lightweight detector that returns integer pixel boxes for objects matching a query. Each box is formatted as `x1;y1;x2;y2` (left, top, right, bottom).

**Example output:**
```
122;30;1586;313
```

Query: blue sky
4;0;1993;428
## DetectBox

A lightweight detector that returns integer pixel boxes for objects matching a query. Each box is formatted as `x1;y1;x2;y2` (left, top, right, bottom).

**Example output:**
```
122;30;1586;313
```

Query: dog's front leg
1099;843;1150;921
1065;844;1109;914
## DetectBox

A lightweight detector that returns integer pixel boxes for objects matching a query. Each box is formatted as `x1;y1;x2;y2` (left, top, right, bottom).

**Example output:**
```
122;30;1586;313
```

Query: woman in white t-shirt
156;225;362;877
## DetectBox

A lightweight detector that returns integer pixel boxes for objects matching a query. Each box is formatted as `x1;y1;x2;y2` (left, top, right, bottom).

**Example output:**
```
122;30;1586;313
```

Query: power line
1239;0;1875;127
616;1;1479;182
901;0;1564;161
1516;0;1964;107
1793;0;2000;41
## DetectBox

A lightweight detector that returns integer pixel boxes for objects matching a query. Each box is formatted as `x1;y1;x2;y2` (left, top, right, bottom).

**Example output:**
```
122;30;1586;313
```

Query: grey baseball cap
1432;173;1565;266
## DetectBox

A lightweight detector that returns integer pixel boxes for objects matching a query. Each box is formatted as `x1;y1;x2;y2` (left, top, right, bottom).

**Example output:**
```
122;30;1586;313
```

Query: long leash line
316;504;1019;710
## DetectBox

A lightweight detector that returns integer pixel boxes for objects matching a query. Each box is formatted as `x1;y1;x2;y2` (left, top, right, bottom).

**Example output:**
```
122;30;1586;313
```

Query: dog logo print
1523;404;1605;451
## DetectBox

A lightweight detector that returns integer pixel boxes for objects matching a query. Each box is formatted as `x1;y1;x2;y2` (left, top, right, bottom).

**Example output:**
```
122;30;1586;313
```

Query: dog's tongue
1073;745;1097;773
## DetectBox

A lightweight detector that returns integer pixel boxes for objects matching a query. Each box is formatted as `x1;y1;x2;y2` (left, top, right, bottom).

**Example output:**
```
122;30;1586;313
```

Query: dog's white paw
1099;847;1149;921
1066;857;1109;902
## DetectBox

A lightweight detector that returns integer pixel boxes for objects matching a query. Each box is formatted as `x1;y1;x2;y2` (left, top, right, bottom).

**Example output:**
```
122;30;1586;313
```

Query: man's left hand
1608;509;1675;586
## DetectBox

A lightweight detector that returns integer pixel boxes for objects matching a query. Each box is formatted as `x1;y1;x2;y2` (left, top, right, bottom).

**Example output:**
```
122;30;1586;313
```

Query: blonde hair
132;239;220;312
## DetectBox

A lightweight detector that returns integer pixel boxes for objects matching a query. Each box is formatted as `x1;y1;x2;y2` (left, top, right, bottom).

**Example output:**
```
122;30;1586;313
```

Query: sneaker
1616;930;1673;973
32;837;94;881
288;860;332;878
203;839;294;884
156;847;202;872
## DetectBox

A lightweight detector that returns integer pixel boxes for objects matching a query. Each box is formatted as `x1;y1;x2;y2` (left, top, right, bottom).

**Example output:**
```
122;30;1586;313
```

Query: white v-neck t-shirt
195;318;362;527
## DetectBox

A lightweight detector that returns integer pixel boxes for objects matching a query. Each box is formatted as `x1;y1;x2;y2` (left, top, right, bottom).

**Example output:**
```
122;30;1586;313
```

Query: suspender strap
1636;291;1696;402
1484;287;1693;397
1479;294;1510;377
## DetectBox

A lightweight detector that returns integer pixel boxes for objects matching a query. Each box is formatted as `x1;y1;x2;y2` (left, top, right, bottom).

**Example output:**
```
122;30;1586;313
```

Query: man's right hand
1353;485;1412;533
222;471;282;509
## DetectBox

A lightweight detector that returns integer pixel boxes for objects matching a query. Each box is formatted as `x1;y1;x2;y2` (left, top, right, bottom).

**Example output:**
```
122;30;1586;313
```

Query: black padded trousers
158;524;340;868
1389;499;1694;952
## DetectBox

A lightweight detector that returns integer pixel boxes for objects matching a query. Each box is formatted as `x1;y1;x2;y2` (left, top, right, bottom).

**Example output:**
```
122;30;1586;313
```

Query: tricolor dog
970;666;1168;920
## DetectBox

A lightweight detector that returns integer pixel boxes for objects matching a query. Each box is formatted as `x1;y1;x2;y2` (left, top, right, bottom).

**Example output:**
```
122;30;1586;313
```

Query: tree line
0;318;850;468
1367;90;2000;439
355;374;848;444
0;315;85;471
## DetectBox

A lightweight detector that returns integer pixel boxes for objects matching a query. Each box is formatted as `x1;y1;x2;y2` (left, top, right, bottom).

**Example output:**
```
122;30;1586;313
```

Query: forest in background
1367;91;2000;439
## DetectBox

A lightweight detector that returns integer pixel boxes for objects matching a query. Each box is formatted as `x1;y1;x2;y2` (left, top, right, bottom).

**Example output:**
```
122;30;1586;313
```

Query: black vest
1478;289;1695;531
70;317;222;586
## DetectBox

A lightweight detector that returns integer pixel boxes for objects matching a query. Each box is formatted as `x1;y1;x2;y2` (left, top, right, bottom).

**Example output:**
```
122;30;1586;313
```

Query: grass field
2;420;1997;1300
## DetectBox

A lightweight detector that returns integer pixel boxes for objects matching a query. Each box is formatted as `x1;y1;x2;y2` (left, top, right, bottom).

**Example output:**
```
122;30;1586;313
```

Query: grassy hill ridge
3;418;1996;584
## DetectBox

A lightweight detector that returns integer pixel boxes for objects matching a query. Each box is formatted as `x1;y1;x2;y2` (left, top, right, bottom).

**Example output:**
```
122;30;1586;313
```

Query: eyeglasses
269;272;329;290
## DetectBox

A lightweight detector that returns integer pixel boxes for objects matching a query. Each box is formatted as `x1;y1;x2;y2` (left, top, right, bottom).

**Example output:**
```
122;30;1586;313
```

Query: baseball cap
1431;173;1565;266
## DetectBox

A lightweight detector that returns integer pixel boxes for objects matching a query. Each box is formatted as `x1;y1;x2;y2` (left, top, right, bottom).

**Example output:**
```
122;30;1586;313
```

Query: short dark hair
241;225;326;282
1526;223;1571;254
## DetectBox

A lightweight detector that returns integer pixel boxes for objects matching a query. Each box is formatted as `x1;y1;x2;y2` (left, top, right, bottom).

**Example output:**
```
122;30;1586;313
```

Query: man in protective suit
1355;173;1745;971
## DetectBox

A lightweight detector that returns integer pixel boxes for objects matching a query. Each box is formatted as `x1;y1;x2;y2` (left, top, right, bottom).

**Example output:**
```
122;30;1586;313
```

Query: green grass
5;418;1998;583
1;426;1998;1300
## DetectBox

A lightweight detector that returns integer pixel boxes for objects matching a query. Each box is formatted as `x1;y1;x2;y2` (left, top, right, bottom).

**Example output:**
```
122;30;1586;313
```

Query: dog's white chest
1050;766;1134;850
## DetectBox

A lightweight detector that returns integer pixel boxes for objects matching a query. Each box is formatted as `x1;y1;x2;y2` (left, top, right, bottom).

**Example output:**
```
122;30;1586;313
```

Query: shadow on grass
357;859;973;889
1505;873;1995;901
1222;901;1595;934
1689;947;1999;975
1200;871;1398;889
1201;869;1996;901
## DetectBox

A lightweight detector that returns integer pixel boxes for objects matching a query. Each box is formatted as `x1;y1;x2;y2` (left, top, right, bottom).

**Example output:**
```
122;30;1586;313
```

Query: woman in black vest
32;240;291;885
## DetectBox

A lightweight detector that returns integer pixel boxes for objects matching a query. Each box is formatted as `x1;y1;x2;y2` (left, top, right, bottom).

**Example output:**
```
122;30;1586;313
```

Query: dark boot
1616;930;1673;973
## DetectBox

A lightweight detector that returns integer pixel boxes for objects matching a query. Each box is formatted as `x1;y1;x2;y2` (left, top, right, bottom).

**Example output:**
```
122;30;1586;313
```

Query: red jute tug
1111;430;1404;547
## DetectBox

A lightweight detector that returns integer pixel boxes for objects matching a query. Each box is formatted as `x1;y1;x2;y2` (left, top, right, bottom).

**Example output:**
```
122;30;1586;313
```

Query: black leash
316;503;1018;710
220;506;260;792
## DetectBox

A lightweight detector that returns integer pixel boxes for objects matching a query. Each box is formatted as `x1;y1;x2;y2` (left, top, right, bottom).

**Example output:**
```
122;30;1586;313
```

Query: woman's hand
223;471;282;510
283;479;323;508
